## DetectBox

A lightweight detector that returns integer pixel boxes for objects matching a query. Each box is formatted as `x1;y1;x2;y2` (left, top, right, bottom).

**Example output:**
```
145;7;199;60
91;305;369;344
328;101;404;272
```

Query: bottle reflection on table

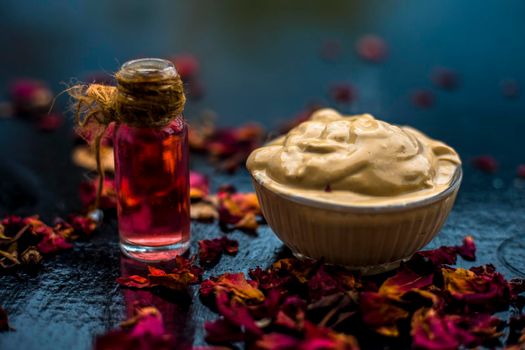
119;255;195;347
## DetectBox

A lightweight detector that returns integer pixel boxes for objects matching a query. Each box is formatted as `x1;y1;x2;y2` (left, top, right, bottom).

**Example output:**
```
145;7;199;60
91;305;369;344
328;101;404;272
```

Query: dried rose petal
200;272;265;304
116;275;151;289
415;236;477;268
356;34;388;62
308;265;346;301
215;291;263;336
516;165;525;178
117;256;202;292
36;233;73;254
79;177;117;209
256;322;359;350
431;67;460;90
359;291;409;337
190;171;209;200
218;188;262;230
9;79;53;117
233;212;258;231
189;119;265;173
248;266;293;293
191;201;219;221
442;266;512;310
95;306;174;350
67;214;98;237
255;333;300;350
456;235;476;261
274;296;306;331
329;83;356;104
379;267;434;300
0;306;12;332
147;261;202;292
171;54;199;81
271;258;316;284
411;308;501;350
37;113;63;131
501;79;519;99
72;145;115;173
199;237;239;266
204;318;246;344
472;155;498;173
127;308;165;337
23;216;53;236
411;90;435;108
29;217;73;254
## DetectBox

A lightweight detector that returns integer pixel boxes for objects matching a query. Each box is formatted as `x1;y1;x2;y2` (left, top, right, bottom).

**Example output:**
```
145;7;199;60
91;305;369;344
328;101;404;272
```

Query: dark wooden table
1;1;525;348
0;118;524;349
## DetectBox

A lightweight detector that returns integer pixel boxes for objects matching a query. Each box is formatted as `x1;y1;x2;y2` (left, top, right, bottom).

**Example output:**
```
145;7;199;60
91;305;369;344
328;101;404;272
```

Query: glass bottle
114;58;190;261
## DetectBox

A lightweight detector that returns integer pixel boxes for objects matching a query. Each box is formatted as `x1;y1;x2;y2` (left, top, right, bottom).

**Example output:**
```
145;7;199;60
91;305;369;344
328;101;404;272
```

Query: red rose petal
95;306;174;350
116;275;151;289
456;235;476;261
356;34;388;62
517;164;525;178
501;79;520;99
200;272;265;304
215;291;263;336
171;54;199;80
190;171;209;200
0;306;12;332
442;266;513;310
431;67;460;90
360;292;409;337
198;237;238;266
411;308;501;350
37;113;64;131
411;90;435;108
472;155;498;173
379;267;434;300
9;78;53;117
79;177;117;209
329;83;357;104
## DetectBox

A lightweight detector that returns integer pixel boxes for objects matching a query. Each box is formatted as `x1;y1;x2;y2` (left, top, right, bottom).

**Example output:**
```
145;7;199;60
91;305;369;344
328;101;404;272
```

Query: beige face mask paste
247;109;461;206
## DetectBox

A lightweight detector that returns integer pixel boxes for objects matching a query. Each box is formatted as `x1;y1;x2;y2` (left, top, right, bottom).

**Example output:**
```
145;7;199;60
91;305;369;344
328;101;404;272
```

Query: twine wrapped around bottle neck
70;58;186;209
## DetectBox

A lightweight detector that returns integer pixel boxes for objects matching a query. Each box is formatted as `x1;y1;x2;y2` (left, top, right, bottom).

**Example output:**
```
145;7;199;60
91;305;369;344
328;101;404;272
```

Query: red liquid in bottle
114;117;190;261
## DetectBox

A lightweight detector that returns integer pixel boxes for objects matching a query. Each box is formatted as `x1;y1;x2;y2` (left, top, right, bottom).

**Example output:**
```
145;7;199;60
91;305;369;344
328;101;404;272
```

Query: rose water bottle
113;58;190;261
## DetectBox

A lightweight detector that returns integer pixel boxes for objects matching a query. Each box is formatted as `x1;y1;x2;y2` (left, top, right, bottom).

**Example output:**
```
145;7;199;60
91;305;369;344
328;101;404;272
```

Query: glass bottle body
114;116;190;261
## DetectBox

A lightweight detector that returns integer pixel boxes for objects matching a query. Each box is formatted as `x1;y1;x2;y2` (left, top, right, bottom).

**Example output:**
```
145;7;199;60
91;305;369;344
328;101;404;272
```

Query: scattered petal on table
0;306;13;332
411;308;501;350
431;67;460;90
472;155;498;173
198;236;239;266
190;171;210;200
411;89;435;108
95;306;174;350
200;272;265;304
356;34;388;62
501;79;520;99
329;83;357;104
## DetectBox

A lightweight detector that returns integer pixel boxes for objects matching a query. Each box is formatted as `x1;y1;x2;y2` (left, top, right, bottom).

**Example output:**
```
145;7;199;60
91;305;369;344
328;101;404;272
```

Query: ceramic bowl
251;168;462;275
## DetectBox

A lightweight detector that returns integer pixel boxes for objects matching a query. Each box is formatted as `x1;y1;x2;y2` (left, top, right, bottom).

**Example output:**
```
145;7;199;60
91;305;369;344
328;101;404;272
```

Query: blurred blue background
1;2;525;349
1;0;524;165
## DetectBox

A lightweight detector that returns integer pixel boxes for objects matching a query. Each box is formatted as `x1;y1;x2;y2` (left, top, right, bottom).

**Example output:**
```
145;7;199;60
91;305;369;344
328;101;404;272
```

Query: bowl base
292;251;411;276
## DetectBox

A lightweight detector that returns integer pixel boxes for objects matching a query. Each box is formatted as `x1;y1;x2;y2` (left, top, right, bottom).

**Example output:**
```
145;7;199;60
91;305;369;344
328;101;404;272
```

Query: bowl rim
251;166;462;213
